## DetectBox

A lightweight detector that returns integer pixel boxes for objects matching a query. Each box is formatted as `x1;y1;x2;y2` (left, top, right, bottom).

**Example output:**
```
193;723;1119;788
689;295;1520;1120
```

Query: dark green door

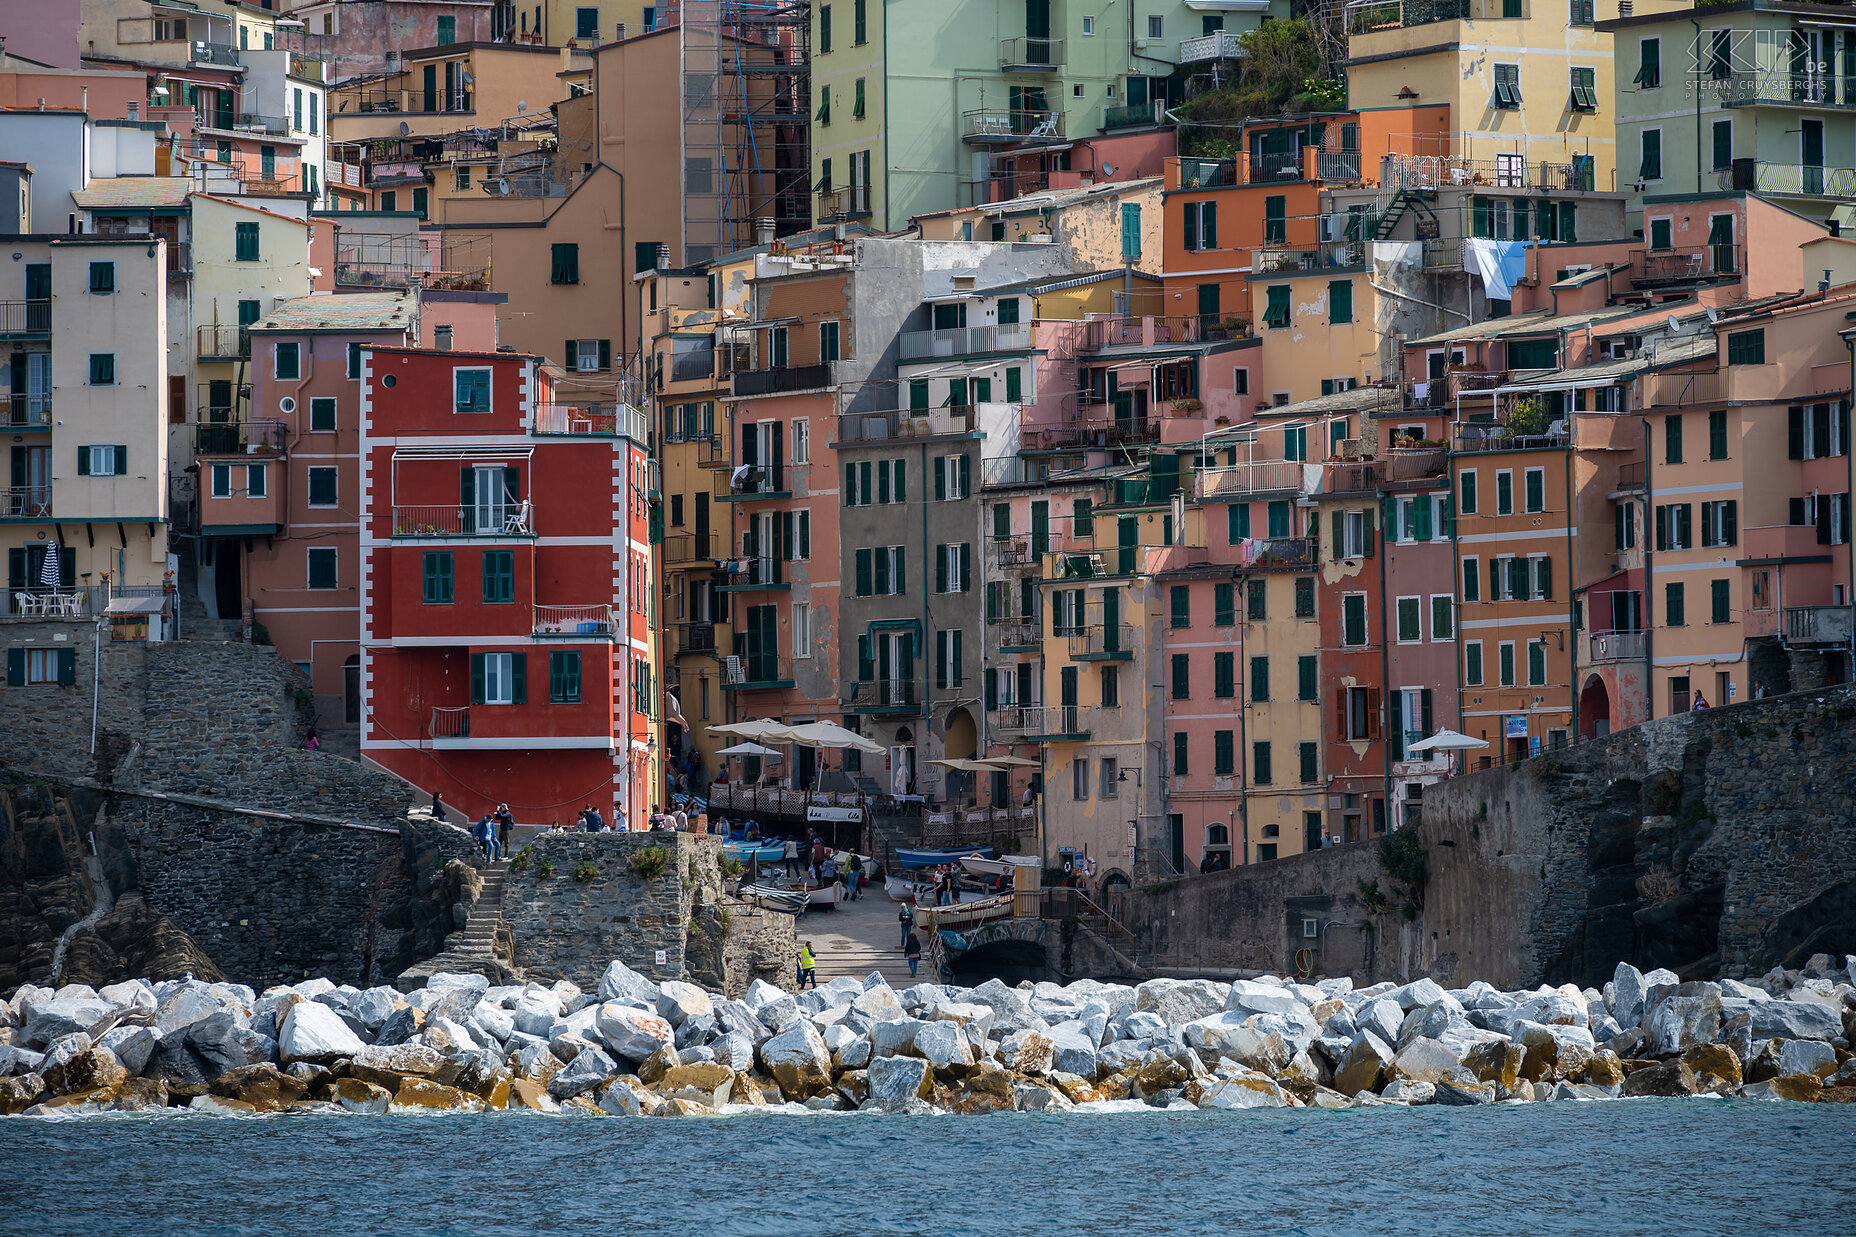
215;88;234;130
1102;587;1120;652
1025;0;1050;63
422;64;438;112
1803;120;1824;194
1168;816;1185;874
260;145;276;181
1031;501;1049;556
24;263;48;332
1117;517;1137;575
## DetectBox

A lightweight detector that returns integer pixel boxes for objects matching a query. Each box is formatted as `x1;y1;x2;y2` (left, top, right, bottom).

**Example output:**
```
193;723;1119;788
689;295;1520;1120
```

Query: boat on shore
738;884;809;913
724;842;788;865
886;875;934;902
806;882;841;908
894;846;995;869
915;892;1015;930
959;854;1040;878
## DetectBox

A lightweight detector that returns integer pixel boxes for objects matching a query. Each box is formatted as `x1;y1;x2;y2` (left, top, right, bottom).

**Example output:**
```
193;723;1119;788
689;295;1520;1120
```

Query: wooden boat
894;846;995;869
916;892;1015;930
724;842;787;865
886;875;934;902
739;884;809;913
959;854;1041;878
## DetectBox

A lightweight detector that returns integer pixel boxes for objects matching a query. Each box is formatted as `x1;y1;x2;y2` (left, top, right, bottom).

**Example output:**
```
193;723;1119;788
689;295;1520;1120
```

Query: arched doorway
892;725;915;795
1579;675;1610;741
942;706;976;759
343;654;361;724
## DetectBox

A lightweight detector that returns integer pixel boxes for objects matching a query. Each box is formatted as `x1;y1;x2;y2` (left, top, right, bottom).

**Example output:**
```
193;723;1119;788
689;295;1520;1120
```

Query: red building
358;346;656;828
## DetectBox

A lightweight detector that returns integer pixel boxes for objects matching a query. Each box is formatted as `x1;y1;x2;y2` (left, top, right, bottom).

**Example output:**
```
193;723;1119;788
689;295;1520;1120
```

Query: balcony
1452;423;1568;454
533;604;619;640
837;405;977;444
899;322;1033;360
695;437;732;470
196;324;250;361
1;487;52;519
1068;624;1133;661
1587;630;1646;664
289;53;327;83
992;539;1037;570
732;363;833;398
1786;606;1853;647
430;707;470;746
1103;101;1165;131
1082;314;1246;350
998;36;1063;72
326;160;364;188
194;417;285;455
1614;461;1645;494
963;109;1065;145
390;502;534;539
816;186;873;220
991;704;1043;735
1346;0;1526;35
1195;460;1309;501
190;41;241;68
662;532;717;564
674;622;718;657
1629;246;1742;289
717;556;786;591
1171;157;1239;189
852;679;922;715
1179;30;1245;64
996;619;1041;652
1254;243;1367;273
1717;160;1856;200
722;657;793;691
1384;153;1609;194
0;393;50;429
164;241;193;278
1243;536;1318;571
533;401;647;442
0;301;51;338
1024;704;1087;742
233;112;290;135
1317;150;1365;183
1326;449;1448;494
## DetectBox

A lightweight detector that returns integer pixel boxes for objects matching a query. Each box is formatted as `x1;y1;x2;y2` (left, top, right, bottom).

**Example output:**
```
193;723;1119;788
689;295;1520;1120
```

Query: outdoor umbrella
977;755;1039;768
717;741;784;759
1405;729;1489;753
783;720;885;755
709;718;800;742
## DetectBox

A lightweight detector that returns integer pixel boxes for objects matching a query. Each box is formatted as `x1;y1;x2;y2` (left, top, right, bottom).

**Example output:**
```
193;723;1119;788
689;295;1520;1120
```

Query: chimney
755;217;775;248
1820;269;1832;296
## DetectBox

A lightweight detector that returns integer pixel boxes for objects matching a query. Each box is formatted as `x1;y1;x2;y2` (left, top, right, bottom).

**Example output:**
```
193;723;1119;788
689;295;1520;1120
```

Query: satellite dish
517;100;528;113
279;396;297;414
1100;162;1115;176
398;120;411;136
1704;306;1720;323
1665;314;1682;335
496;178;510;194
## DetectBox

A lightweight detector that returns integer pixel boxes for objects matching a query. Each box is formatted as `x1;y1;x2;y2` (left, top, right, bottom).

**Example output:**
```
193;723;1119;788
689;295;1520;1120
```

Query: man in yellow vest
797;941;817;989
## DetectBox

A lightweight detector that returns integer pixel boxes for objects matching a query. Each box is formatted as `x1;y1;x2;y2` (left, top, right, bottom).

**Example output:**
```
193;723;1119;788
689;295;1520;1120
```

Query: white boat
806;882;841;908
739;884;809;913
959;854;1041;878
886;875;934;902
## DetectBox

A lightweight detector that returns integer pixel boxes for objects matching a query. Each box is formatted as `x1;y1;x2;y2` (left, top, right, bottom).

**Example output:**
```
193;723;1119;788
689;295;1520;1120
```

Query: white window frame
275;341;301;381
1081;15;1094;35
1458;467;1477;515
1341;509;1368;558
210;463;232;497
1495;468;1514;515
792;602;810;658
84;444;123;476
310;396;337;432
1464;640;1484;686
1341;591;1368;646
1462;554;1480;603
1529;553;1550;600
1523;466;1546;513
573;340;601;372
1499;640;1516;687
482;651;514;704
1395;594;1423;644
1431;594;1454;642
791;418;810;465
1072;756;1090;801
1099;757;1118;799
1527;638;1547;687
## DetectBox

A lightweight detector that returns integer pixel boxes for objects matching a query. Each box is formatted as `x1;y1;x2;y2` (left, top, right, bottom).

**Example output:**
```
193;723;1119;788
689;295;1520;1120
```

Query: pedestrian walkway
802;883;919;990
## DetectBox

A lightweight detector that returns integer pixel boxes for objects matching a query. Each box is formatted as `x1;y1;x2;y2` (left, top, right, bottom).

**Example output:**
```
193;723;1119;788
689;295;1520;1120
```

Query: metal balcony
533;604;619;639
532;401;647;442
1068;624;1133;661
962;108;1065;144
197;324;250;360
899;323;1033;360
0;301;51;337
836;405;977;443
430;707;470;744
1587;630;1645;663
0;393;50;429
390;501;534;539
998;36;1062;72
852;679;922;714
996;619;1041;651
732;363;833;398
1;487;52;519
1024;704;1087;741
675;622;718;656
194;417;285;455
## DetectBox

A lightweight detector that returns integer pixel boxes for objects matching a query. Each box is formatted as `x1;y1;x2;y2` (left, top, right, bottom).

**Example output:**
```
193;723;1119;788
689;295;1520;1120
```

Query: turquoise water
4;1102;1852;1235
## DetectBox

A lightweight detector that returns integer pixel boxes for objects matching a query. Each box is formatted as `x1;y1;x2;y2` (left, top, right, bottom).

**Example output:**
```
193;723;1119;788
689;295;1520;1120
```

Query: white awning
107;596;166;614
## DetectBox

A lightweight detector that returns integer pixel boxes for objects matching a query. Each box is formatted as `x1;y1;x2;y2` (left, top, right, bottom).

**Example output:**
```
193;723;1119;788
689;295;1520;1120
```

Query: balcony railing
289;53;327;83
233;112;290;135
1615;461;1646;493
191;41;241;68
1347;0;1525;35
197;324;250;360
533;604;618;639
1;487;53;519
1254;243;1366;273
991;704;1042;734
1587;630;1645;663
1240;536;1317;570
852;679;922;712
721;556;784;589
1786;605;1853;646
4;586;100;618
1082;314;1246;349
533;401;647;442
1195;460;1309;500
1103;101;1164;131
1317;150;1364;183
836;405;977;443
1452;422;1568;453
993;539;1036;569
1025;704;1084;738
1068;624;1133;660
390;501;534;538
1630;246;1743;287
325;161;364;188
1179;30;1244;64
732;363;833;398
0;393;50;428
962;108;1065;143
1172;157;1239;189
899;322;1033;360
0;301;51;336
1717;161;1856;200
662;532;716;563
430;707;470;741
675;622;718;656
1384;153;1608;194
194;417;285;455
998;36;1063;70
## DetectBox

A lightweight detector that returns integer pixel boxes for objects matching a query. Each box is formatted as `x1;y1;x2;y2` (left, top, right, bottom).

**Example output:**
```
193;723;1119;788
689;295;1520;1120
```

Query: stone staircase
174;553;243;643
394;859;522;988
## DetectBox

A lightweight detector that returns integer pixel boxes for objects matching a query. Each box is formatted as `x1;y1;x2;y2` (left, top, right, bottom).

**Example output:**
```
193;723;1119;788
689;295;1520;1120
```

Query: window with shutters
79;444;127;476
1635;37;1660;88
1214;730;1235;777
1072;757;1089;801
1430;595;1454;642
1170;585;1190;628
308;466;337;507
422;552;453;604
936;628;964;688
934;543;971;593
1457;469;1478;515
1263;285;1290;329
1701;500;1737;547
1666;581;1686;627
551;243;580;284
482;550;514;603
1495;470;1513;515
475;651;520;704
1530;555;1553;600
1569;66;1597;111
1267;500;1290;538
1120;203;1141;261
1342;593;1367;646
1462;556;1480;603
549;651;582;703
1664;414;1683;464
235;221;260;261
1214;582;1234;626
1252;741;1272;786
1655;503;1693;550
1212;652;1235;699
1246;578;1267;620
1396;596;1421;643
454;367;491;414
1639;129;1662;180
1527;639;1547;687
1492;63;1521;109
1183;200;1217;251
275;342;300;381
1248;655;1268;702
1297;655;1318;701
1294;577;1315;618
310;397;336;432
1172;732;1189;776
1329;279;1353;324
88;261;116;294
1171;653;1190;699
1726;330;1763;365
1341;686;1378;742
1709;409;1727;460
1464;641;1483;686
1100;665;1119;708
818;321;840;364
934;454;970;500
1338;509;1372;558
308;547;337;590
1496;641;1515;686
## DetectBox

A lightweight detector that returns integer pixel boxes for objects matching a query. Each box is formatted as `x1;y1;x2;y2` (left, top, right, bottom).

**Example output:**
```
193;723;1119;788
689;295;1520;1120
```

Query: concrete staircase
174;553;243;643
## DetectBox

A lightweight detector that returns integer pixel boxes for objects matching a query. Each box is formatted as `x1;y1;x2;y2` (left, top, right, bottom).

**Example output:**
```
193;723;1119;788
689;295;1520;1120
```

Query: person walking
1692;689;1710;711
844;852;861;900
495;803;514;858
904;931;923;978
782;835;800;879
797;941;817;989
810;838;826;885
898;901;914;950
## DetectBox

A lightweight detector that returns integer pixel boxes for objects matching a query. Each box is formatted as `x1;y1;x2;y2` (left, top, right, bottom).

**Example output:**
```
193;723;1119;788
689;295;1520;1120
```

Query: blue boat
724;842;787;865
894;846;994;869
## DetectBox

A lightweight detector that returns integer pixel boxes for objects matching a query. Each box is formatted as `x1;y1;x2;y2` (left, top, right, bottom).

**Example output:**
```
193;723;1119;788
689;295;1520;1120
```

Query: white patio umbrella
1406;728;1489;753
708;718;800;742
717;741;784;759
781;720;886;755
978;755;1039;768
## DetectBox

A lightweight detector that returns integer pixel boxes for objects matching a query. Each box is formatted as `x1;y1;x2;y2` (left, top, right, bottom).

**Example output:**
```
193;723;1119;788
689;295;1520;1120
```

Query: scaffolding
680;0;812;265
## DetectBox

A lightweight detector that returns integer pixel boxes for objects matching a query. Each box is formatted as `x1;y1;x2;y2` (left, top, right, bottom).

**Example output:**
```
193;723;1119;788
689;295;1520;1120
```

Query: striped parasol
39;541;61;587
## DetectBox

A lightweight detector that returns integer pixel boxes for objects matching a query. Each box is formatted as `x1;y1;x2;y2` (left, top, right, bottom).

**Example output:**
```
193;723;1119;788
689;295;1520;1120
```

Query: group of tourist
472;803;516;861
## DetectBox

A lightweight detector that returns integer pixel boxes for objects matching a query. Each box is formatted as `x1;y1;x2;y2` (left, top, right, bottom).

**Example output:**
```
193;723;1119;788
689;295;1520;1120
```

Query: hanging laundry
1464;238;1528;300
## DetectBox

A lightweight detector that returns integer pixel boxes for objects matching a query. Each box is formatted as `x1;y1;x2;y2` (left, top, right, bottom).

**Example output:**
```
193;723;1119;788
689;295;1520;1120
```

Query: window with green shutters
1397;596;1421;642
422;552;453;604
1247;655;1267;701
1072;498;1093;537
311;397;336;432
1432;595;1453;640
1665;413;1682;464
1120;203;1141;261
1496;471;1513;515
1295;576;1315;617
1173;732;1188;776
1569;66;1597;111
818;3;831;52
1711;119;1731;171
1170;585;1190;628
1263;285;1290;329
1171;653;1190;699
1213;730;1234;777
1214;583;1235;626
1329;279;1352;324
1639;129;1662;180
853;77;865;119
992;503;1011;541
1635;36;1660;88
1460;470;1477;514
1298;655;1317;701
88;261;115;294
551;243;580;284
1726;330;1763;365
1524;468;1545;513
1005;366;1022;402
1252;741;1272;785
275;342;300;380
1228;502;1250;544
1711;578;1730;625
1267;500;1290;538
853;0;866;43
88;354;116;386
1466;642;1483;686
1472;196;1493;239
1299;741;1318;785
1492;63;1521;108
235;221;259;261
308;467;337;506
1666;581;1685;627
549;651;582;703
1709;410;1727;460
1342;593;1367;646
308;547;337;591
1264;195;1285;245
481;550;514;603
1210;652;1234;698
1499;642;1516;686
1246;578;1266;620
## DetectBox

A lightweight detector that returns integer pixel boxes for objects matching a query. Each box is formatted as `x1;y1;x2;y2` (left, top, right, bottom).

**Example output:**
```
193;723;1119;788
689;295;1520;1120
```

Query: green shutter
1298;655;1317;701
511;652;526;703
934;456;946;500
845;461;858;504
57;648;76;686
935;544;948;593
5;647;23;686
960;542;971;591
470;652;485;704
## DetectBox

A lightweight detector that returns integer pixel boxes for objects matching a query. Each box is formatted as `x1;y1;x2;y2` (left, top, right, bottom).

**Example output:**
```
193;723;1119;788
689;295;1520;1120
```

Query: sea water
4;1101;1852;1235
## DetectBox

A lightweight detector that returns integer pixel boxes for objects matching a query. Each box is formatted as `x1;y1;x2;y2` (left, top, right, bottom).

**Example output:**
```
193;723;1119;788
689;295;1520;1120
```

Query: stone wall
0;621;149;785
1131;686;1856;989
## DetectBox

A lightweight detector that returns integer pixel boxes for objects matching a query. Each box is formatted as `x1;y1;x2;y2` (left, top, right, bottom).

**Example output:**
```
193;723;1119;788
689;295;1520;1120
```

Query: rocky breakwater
3;954;1853;1118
